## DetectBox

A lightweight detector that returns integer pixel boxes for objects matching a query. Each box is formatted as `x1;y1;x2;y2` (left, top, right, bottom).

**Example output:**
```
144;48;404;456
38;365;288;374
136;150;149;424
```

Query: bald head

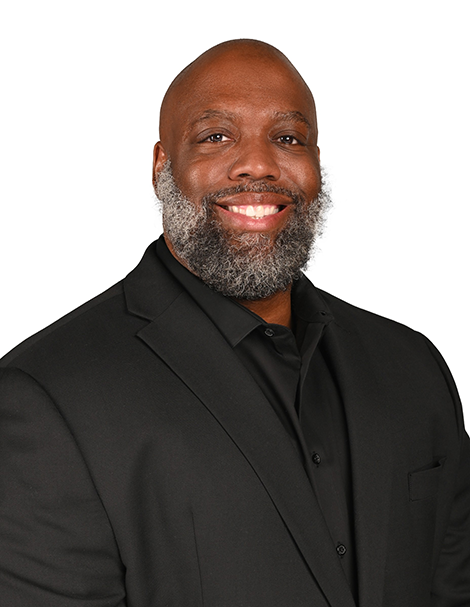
159;39;318;146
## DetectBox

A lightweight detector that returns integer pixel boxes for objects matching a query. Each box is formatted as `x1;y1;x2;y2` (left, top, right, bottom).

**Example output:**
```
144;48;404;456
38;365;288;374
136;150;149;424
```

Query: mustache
202;182;306;207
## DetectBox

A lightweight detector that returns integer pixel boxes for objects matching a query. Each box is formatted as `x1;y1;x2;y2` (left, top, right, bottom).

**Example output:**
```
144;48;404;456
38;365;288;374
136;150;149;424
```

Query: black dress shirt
156;236;358;601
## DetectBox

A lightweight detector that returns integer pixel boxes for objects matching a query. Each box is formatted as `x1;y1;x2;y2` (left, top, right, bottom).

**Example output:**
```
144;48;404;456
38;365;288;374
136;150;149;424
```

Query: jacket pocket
408;457;446;501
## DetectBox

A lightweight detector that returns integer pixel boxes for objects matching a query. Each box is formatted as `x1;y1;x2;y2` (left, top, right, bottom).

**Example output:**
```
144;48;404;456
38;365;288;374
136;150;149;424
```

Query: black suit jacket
1;241;469;607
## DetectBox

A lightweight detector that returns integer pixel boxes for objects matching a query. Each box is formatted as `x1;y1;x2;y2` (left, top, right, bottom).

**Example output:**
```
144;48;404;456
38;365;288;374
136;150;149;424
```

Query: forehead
161;50;316;138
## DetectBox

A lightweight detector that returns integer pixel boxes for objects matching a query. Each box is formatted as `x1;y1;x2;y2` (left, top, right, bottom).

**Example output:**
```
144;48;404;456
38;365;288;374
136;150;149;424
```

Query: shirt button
311;452;321;466
264;328;275;337
336;543;347;557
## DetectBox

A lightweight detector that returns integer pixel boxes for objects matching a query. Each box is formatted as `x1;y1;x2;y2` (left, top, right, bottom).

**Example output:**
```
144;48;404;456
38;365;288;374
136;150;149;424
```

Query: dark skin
153;40;321;328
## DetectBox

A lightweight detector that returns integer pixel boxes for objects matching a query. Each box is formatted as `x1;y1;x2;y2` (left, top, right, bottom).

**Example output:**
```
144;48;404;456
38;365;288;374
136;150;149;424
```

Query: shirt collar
156;235;333;347
291;273;334;325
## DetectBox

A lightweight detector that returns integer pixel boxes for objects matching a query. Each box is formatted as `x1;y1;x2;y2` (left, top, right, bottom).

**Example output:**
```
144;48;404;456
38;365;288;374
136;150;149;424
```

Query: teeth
226;205;280;218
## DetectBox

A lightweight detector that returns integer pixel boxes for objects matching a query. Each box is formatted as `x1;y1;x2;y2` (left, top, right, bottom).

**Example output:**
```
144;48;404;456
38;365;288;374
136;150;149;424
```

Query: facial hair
154;161;331;300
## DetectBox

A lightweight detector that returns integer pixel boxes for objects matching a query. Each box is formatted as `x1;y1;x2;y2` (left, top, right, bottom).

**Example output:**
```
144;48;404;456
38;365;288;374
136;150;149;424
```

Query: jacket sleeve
0;367;126;606
431;431;470;605
423;338;470;606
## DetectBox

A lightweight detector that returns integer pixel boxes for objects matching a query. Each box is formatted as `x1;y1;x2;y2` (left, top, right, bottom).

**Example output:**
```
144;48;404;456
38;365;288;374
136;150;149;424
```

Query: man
0;39;468;607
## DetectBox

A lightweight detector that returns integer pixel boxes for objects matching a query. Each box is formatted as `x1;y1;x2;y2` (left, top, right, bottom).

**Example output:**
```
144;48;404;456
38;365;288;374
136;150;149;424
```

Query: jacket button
264;328;275;337
336;543;347;557
311;452;321;466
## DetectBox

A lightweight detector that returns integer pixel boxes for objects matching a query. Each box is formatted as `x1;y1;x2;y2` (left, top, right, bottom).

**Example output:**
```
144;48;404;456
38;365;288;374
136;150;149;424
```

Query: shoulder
317;287;426;343
1;282;127;368
316;286;455;385
0;240;178;371
316;286;463;421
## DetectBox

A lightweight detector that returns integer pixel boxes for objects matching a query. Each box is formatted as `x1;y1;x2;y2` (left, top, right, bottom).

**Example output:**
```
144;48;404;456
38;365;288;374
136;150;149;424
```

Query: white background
1;2;468;419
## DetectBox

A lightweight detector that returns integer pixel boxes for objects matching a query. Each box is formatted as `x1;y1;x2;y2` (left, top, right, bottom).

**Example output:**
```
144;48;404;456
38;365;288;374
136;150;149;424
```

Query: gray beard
155;161;331;300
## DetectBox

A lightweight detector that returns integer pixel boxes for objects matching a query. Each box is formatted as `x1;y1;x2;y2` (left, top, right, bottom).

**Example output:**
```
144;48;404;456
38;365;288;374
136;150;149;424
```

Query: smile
222;205;283;218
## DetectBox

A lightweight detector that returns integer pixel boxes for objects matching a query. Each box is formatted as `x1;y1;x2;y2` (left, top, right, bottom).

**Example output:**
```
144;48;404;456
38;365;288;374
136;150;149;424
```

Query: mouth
210;191;294;232
214;191;292;219
219;204;285;219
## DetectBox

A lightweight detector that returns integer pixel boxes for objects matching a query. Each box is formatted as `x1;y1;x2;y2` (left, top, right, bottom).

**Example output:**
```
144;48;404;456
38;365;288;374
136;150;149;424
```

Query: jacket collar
123;240;183;321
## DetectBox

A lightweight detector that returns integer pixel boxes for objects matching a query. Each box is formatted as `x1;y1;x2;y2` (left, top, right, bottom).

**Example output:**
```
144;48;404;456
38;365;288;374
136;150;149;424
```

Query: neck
235;289;293;329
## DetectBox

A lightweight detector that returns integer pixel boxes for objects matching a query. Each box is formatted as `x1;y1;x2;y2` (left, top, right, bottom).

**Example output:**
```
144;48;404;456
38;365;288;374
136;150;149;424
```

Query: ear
316;146;320;163
152;142;168;187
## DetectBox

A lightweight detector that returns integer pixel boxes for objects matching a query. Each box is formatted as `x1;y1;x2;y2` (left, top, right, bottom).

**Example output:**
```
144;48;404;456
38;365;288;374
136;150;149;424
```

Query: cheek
285;163;321;200
174;159;227;200
306;171;322;200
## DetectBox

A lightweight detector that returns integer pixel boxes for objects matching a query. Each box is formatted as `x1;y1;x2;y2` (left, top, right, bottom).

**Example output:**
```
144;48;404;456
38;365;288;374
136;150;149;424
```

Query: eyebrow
186;109;238;134
273;111;311;129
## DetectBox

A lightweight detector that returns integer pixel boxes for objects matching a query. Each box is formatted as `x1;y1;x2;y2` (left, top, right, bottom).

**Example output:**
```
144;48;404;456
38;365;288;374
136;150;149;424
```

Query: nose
227;139;281;182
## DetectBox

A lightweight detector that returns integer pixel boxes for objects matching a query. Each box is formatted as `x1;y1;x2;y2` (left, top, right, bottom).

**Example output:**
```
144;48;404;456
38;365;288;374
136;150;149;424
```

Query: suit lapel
322;322;393;607
137;291;356;607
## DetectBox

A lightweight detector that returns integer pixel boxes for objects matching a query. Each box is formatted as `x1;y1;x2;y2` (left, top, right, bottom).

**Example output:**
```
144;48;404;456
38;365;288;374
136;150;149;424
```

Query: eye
277;134;302;145
201;133;230;143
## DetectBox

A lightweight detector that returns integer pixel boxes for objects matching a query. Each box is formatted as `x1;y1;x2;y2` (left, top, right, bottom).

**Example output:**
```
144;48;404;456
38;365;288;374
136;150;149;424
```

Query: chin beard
154;161;331;300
